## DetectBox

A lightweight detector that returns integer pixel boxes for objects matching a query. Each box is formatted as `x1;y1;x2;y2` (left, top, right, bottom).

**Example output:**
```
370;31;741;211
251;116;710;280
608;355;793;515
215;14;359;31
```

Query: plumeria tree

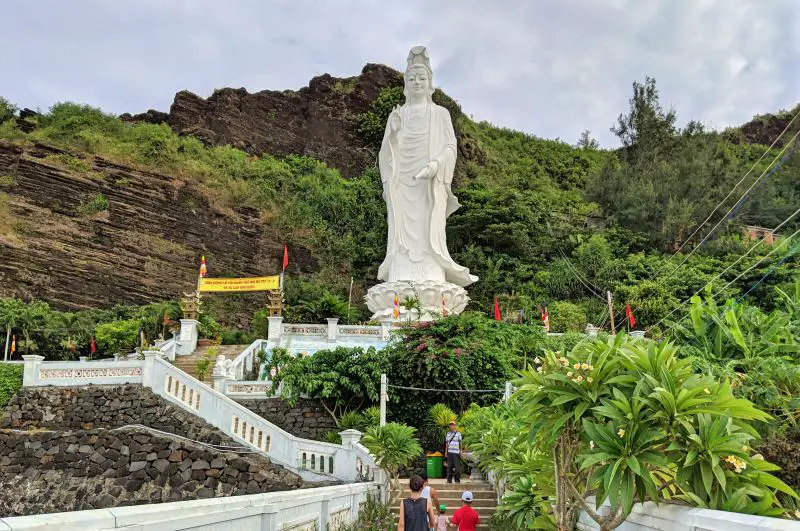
515;334;797;531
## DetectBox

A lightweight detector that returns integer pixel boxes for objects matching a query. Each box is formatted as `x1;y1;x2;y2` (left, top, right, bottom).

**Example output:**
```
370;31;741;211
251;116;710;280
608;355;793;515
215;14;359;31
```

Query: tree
515;335;796;530
610;76;677;158
577;130;600;150
274;346;388;425
0;299;25;361
361;422;423;493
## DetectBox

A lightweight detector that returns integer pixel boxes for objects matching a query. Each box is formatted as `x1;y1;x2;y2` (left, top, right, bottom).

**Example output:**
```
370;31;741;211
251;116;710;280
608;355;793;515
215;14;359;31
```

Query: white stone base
365;280;469;321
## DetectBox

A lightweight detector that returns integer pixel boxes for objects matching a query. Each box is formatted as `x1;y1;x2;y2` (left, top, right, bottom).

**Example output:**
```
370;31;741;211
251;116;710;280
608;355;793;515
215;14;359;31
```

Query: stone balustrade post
319;495;331;531
141;351;157;388
326;318;339;343
22;355;44;387
338;428;363;448
177;318;200;355
267;316;283;340
212;355;229;392
380;320;392;341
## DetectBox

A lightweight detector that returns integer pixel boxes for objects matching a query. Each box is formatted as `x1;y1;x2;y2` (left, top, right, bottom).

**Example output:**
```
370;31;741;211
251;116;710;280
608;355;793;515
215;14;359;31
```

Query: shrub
515;334;797;529
0;363;22;409
549;300;587;333
76;193;109;216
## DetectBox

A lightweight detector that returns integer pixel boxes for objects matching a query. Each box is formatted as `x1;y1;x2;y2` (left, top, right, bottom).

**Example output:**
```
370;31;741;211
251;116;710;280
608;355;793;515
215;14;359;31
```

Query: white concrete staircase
172;344;248;384
390;478;497;529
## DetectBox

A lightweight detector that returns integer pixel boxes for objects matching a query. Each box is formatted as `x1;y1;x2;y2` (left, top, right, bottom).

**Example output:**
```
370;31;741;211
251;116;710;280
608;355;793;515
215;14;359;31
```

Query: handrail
147;355;375;482
228;339;266;380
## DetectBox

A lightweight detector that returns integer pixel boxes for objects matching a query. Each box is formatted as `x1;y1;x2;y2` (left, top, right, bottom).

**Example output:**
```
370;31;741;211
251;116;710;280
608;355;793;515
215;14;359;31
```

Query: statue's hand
413;161;438;180
388;105;402;136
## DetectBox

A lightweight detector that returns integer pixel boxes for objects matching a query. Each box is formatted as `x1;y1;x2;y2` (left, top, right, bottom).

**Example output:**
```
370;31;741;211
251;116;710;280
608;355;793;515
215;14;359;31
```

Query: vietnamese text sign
199;276;279;292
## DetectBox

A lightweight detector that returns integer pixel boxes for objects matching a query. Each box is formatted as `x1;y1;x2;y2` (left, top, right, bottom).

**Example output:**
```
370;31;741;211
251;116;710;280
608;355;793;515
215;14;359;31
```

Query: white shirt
446;431;462;454
421;485;431;499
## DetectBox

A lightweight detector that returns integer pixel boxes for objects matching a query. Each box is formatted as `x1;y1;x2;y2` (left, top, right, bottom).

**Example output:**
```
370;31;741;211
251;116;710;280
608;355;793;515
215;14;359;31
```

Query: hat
439;504;446;511
461;491;473;502
449;420;456;425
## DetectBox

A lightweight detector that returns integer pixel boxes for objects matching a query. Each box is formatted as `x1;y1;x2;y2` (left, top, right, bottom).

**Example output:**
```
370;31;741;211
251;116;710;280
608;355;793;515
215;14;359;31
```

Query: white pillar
22;355;44;387
379;374;387;426
211;355;229;391
380;320;392;341
267;316;283;340
141;351;157;389
504;381;513;402
339;428;363;447
326;318;339;343
177;319;199;355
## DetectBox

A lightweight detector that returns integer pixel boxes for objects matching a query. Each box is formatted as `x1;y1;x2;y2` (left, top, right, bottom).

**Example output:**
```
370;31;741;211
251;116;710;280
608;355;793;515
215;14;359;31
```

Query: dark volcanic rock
166;63;403;178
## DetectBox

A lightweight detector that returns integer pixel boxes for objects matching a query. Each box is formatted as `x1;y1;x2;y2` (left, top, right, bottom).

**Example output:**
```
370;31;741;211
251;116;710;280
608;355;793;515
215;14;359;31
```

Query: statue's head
404;46;434;102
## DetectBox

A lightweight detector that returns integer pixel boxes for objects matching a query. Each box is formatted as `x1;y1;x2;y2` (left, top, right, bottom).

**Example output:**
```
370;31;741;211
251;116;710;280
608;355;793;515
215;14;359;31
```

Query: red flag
199;256;207;278
442;295;447;317
10;335;15;354
541;307;550;333
282;244;289;272
90;336;97;354
625;304;636;328
393;294;400;319
493;298;501;321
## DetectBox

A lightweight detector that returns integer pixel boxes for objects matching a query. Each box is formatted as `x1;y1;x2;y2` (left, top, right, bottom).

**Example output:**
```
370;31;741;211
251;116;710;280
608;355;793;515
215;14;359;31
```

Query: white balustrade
22;355;144;387
228;339;267;381
0;483;378;530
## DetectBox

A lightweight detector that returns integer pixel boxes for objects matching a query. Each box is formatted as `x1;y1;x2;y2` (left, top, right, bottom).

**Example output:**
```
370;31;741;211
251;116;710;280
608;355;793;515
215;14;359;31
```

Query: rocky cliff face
0;140;315;313
126;64;404;179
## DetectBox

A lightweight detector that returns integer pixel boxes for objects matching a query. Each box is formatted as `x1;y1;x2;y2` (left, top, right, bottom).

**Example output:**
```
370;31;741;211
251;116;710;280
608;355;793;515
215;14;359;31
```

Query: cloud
0;0;796;147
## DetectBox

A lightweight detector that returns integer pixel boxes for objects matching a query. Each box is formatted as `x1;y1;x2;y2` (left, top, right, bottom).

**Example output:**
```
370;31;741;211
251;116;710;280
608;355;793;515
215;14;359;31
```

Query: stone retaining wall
234;398;338;440
0;427;303;516
2;385;234;445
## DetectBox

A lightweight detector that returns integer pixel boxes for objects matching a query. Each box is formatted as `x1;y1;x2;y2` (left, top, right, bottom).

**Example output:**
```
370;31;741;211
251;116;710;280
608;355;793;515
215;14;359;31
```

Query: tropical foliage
489;335;798;530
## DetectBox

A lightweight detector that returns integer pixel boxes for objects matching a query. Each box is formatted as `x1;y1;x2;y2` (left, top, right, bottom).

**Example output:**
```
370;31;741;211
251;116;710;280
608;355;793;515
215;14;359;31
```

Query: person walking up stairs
392;478;496;529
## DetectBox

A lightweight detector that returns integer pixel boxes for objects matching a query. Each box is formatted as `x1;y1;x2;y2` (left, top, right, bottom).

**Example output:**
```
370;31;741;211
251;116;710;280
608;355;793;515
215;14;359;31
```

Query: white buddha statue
377;46;478;287
366;46;476;321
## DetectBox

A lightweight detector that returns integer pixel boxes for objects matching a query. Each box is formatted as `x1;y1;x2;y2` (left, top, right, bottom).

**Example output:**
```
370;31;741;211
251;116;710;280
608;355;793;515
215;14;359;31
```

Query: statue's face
405;66;431;97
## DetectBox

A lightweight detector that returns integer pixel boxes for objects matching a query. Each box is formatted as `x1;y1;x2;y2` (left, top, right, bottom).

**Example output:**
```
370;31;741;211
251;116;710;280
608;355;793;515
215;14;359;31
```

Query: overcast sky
2;0;798;147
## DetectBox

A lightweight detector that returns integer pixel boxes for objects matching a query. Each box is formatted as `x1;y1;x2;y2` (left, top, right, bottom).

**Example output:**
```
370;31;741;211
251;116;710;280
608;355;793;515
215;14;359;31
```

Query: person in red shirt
450;491;480;530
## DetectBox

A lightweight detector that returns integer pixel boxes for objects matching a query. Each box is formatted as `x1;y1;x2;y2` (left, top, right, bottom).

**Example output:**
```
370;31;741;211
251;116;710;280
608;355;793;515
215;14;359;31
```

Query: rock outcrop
164;63;403;179
0;141;315;316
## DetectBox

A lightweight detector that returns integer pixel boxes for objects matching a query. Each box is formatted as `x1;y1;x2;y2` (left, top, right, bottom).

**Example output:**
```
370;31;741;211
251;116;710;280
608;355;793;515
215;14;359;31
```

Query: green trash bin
426;452;444;479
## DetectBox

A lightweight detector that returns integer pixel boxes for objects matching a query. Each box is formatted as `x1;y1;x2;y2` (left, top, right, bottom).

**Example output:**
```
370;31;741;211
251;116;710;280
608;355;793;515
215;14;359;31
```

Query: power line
661;131;799;282
647;207;800;331
668;111;800;259
386;384;502;393
652;226;799;333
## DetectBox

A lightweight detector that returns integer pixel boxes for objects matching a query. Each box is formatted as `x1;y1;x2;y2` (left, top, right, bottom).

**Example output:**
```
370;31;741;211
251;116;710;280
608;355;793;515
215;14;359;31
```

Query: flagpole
607;291;616;334
347;276;354;317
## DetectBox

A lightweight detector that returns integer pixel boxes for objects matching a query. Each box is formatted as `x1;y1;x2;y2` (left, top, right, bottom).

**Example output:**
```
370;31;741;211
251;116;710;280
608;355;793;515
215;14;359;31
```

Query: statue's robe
378;103;478;287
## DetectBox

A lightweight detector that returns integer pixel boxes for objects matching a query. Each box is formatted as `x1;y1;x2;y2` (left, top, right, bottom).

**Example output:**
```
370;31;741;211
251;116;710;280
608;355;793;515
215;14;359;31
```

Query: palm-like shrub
361;422;422;492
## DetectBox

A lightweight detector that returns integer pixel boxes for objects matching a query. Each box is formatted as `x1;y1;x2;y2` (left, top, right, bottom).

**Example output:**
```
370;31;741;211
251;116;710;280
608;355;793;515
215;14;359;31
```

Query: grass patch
0;175;15;188
44;153;92;173
76;193;109;216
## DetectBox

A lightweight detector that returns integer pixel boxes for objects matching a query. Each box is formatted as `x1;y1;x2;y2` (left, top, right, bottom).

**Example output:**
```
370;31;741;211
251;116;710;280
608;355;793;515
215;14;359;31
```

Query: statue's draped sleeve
428;107;477;286
377;117;397;282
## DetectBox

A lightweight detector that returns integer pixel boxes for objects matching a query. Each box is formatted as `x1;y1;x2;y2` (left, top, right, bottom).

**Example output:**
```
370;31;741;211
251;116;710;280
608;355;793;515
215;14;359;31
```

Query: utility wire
667;111;800;259
661;131;799;281
386;384;502;393
651;225;800;333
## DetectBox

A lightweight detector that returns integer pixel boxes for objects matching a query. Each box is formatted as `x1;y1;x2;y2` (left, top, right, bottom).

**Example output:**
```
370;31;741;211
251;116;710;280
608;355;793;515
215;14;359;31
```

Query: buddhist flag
541;307;550;333
282;244;289;272
10;335;15;354
199;256;207;278
393;294;400;319
90;336;97;354
493;298;501;321
625;304;636;328
442;294;447;317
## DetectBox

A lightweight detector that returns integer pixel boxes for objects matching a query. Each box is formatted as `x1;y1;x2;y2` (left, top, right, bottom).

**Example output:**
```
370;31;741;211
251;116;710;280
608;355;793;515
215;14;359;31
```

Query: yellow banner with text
198;276;279;293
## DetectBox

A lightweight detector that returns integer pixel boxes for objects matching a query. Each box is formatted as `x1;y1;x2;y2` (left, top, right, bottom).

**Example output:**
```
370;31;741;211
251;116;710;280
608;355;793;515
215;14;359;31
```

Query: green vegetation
76;193;109;216
0;76;796;326
0;363;22;409
463;334;797;530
